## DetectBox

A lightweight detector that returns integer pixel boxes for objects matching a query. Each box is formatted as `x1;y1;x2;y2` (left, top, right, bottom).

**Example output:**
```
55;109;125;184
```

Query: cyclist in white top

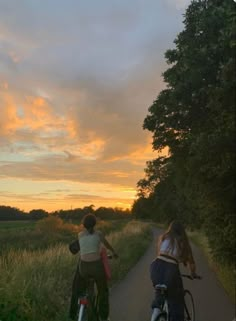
69;213;118;321
150;221;198;321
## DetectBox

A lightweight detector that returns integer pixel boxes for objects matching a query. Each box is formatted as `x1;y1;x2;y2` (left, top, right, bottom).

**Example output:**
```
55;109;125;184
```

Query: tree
0;206;26;220
135;0;236;264
29;209;48;220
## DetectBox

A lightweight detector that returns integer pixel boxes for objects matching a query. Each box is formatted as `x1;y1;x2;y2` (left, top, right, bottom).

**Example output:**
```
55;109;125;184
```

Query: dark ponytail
82;213;97;234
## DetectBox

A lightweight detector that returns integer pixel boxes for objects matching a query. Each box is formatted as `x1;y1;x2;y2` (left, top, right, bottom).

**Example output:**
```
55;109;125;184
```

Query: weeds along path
0;220;151;321
110;228;235;321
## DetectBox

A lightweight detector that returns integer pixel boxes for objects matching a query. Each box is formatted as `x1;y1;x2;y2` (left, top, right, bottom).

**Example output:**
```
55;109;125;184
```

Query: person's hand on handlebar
112;251;119;259
190;272;201;279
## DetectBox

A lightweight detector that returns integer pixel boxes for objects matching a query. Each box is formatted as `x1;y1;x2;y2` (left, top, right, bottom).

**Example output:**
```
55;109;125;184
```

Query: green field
0;218;129;254
0;218;152;321
0;220;36;230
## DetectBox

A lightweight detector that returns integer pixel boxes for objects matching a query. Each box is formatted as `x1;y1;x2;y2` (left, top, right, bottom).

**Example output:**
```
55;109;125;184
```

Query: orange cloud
0;81;9;90
1;91;75;144
0;93;22;135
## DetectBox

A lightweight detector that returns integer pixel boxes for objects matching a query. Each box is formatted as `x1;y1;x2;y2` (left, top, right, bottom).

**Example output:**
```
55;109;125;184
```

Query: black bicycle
152;274;201;321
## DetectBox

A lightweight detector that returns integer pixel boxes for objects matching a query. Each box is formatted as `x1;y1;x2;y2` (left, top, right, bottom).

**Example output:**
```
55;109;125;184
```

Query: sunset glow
0;0;189;212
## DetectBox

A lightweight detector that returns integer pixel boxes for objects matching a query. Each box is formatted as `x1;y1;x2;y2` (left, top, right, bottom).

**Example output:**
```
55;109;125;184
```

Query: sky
0;0;190;212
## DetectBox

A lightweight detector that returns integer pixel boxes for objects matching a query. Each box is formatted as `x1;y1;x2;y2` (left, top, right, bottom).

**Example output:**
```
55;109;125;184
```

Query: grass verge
188;229;235;303
0;220;152;321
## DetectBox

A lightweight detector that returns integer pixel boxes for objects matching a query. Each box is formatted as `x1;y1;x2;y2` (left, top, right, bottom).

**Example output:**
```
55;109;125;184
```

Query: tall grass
188;229;235;303
0;244;74;321
0;220;152;321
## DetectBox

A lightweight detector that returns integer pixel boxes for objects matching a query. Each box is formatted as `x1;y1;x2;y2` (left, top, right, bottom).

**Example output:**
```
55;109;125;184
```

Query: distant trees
0;206;27;220
133;0;236;264
0;206;49;221
29;209;48;220
0;205;131;221
52;206;130;221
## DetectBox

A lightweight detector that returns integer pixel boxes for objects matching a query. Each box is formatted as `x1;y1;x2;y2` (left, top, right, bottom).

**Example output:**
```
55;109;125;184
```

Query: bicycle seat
155;284;168;291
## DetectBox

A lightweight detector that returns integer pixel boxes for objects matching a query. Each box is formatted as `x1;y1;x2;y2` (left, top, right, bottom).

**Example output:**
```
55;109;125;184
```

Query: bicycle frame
76;253;113;321
77;279;99;321
152;285;168;321
78;298;87;321
152;274;201;321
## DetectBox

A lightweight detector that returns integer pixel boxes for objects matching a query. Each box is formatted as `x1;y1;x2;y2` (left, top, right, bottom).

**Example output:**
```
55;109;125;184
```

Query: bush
36;216;80;234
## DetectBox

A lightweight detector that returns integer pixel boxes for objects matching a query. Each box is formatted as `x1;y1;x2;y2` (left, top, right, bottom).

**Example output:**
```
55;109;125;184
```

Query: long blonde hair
158;221;193;263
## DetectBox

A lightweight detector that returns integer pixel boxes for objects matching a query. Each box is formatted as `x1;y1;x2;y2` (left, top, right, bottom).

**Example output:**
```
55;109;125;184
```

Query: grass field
0;219;152;321
0;218;129;254
0;220;36;230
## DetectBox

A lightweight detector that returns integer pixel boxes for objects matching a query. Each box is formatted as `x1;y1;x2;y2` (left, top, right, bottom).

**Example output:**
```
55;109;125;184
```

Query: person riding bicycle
150;220;198;321
69;213;118;321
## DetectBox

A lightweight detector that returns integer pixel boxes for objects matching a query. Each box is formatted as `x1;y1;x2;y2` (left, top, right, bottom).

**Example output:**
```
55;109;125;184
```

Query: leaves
135;0;236;264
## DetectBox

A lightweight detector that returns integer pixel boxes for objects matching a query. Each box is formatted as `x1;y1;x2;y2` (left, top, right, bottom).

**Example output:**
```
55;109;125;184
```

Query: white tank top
159;238;179;260
78;230;101;261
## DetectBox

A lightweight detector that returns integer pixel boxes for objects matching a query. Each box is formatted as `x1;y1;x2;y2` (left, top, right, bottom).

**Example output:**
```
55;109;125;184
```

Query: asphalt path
110;228;235;321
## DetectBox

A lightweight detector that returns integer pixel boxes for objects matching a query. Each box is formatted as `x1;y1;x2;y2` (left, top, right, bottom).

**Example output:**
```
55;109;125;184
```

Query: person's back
79;229;101;261
69;213;118;321
150;220;198;321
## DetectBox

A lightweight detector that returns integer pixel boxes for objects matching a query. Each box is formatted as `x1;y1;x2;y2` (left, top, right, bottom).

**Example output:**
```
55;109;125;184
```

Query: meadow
0;221;36;230
0;217;152;321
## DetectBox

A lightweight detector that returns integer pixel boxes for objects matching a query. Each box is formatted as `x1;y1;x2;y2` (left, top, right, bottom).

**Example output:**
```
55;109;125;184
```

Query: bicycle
77;254;113;321
77;277;100;321
152;274;201;321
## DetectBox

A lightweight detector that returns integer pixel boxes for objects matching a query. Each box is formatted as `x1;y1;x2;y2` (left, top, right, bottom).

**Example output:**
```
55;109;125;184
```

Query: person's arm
156;235;162;256
185;241;197;277
99;232;118;258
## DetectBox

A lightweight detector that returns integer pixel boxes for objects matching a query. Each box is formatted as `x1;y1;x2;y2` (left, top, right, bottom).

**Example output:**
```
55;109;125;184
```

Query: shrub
36;216;79;234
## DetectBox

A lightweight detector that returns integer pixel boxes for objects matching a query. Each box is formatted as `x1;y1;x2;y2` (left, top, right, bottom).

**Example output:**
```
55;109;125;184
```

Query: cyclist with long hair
69;213;118;321
150;221;198;321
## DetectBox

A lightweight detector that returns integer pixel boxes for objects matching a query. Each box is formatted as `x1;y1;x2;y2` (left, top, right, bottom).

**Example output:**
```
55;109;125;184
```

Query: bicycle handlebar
107;254;119;259
181;274;202;280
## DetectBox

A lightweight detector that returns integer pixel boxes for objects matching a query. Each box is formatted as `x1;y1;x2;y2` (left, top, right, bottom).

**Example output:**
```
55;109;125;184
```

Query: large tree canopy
133;0;236;264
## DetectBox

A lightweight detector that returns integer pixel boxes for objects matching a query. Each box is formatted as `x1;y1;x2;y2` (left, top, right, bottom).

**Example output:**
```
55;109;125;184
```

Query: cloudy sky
0;0;190;212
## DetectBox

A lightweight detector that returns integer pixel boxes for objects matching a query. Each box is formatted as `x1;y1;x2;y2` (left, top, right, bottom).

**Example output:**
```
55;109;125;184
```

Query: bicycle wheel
87;303;99;321
87;288;99;320
77;304;88;321
184;290;195;321
157;314;167;321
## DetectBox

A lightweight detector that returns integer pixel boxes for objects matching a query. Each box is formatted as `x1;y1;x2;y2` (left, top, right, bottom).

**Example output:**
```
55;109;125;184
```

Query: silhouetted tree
28;209;48;220
135;0;236;264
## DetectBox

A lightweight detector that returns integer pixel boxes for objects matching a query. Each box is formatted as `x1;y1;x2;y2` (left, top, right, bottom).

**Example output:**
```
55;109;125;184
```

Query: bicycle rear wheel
77;301;98;321
87;285;99;321
77;304;88;321
157;314;167;321
184;290;195;321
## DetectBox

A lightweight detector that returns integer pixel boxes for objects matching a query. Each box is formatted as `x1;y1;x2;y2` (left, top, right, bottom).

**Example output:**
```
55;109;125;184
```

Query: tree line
0;205;131;221
132;0;235;265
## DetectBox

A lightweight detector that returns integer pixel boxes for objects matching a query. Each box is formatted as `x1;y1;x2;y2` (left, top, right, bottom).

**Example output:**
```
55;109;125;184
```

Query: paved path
110;229;235;321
